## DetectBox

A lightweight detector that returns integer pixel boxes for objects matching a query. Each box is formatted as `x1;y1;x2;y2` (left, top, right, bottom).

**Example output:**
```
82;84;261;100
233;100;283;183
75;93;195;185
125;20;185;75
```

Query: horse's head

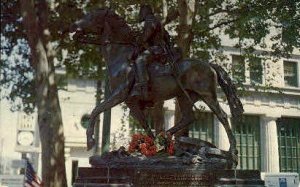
70;8;109;42
70;8;135;45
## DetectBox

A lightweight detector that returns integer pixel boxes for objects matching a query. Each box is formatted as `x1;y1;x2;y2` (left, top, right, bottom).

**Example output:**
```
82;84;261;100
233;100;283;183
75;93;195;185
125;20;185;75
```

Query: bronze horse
70;8;243;164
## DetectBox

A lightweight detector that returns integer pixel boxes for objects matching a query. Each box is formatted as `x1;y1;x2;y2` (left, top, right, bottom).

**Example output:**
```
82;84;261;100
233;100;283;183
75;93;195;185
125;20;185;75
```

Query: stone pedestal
73;136;265;186
73;166;264;187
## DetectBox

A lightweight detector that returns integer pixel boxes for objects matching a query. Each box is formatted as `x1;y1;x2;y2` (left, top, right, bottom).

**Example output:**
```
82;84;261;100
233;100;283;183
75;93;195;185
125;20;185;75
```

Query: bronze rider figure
132;4;172;99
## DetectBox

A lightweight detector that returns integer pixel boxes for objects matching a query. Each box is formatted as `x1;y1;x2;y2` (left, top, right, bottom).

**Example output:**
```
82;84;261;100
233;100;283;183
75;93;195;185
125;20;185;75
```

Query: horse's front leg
86;84;129;150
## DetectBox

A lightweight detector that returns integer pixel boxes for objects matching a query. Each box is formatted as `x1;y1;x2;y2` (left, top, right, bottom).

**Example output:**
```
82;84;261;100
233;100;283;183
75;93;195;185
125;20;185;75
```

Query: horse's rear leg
200;94;238;167
167;95;195;135
87;84;129;150
126;100;155;138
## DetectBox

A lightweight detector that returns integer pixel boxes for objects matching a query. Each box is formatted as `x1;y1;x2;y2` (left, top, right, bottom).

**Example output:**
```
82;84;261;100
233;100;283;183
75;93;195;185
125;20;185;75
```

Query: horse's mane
96;8;136;45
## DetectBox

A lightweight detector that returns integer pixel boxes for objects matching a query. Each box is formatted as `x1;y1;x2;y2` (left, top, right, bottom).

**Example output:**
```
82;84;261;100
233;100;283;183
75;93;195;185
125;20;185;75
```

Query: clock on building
17;131;34;146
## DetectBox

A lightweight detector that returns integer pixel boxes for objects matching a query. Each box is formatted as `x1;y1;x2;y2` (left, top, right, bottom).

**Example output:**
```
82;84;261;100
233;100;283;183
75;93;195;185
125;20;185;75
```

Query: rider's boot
134;53;149;99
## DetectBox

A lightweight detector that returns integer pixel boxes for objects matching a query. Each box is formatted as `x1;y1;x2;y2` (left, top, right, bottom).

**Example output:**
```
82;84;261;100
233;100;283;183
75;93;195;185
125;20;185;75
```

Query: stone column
215;116;230;151
261;116;280;172
64;147;72;187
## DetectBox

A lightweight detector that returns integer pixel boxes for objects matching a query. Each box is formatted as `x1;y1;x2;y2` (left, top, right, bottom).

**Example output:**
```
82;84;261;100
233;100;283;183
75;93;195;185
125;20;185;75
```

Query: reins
75;34;136;47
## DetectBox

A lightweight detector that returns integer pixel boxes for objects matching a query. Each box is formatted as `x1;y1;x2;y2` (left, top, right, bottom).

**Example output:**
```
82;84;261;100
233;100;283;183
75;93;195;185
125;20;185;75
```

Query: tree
8;0;67;186
1;0;104;186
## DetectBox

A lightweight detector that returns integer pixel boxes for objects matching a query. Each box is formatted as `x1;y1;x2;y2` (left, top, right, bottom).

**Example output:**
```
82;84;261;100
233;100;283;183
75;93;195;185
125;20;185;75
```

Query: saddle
147;62;172;77
129;46;182;100
128;46;182;65
149;46;183;64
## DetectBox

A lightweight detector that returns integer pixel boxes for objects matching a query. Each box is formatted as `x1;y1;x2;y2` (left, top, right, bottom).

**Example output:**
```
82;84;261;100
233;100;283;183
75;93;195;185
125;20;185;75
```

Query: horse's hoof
87;138;95;151
232;154;238;168
229;149;238;168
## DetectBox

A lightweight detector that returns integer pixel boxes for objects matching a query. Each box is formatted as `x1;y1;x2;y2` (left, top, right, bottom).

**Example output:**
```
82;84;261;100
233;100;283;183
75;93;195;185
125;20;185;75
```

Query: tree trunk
20;1;67;186
175;0;197;137
176;0;196;57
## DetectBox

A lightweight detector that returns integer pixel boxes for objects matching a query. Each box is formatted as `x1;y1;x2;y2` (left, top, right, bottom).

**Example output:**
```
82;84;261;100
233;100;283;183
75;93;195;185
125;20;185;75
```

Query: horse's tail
210;63;244;120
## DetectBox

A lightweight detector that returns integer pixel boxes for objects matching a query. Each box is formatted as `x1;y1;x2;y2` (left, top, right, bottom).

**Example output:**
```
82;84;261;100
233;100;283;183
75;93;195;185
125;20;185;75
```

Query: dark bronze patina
70;7;243;166
131;4;170;99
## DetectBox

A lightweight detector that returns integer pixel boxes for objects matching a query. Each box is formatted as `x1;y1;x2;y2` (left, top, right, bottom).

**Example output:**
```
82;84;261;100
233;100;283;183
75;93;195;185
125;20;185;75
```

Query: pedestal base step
216;178;264;186
74;183;131;187
73;167;264;187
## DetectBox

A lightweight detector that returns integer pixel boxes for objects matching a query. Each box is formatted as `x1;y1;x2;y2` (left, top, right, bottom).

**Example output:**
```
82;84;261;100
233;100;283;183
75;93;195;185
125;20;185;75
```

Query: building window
71;160;78;185
277;118;300;174
80;114;90;129
189;112;214;143
284;61;298;87
55;73;68;89
249;57;263;84
232;55;246;83
232;115;261;170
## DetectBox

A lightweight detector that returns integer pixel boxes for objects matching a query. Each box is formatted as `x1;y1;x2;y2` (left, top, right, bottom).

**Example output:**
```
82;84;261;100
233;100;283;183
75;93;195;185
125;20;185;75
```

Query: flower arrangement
128;132;175;157
128;133;157;156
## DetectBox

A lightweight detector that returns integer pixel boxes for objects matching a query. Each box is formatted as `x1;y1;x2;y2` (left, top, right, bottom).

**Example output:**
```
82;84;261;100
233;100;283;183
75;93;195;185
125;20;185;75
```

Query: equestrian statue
69;6;244;167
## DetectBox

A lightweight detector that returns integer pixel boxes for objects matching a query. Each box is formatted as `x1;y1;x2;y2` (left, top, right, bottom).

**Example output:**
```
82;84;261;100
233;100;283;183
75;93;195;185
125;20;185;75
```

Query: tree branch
197;19;238;34
163;9;179;25
209;19;237;30
206;8;229;18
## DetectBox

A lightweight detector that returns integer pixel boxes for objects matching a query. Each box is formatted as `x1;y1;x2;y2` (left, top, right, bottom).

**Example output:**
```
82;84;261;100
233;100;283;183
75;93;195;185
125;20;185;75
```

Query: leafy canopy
1;0;299;112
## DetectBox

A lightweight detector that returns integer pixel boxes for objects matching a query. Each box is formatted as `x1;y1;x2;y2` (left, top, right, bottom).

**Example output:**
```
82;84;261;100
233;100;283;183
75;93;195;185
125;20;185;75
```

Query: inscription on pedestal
74;167;264;187
134;169;212;186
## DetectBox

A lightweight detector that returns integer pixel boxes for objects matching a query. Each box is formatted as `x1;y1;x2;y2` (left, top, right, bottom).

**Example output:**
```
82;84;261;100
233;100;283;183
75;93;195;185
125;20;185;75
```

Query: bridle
74;32;136;47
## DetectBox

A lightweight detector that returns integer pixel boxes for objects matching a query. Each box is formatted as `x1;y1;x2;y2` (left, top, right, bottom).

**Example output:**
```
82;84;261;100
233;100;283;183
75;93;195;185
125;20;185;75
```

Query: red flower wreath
128;133;175;156
128;133;157;156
